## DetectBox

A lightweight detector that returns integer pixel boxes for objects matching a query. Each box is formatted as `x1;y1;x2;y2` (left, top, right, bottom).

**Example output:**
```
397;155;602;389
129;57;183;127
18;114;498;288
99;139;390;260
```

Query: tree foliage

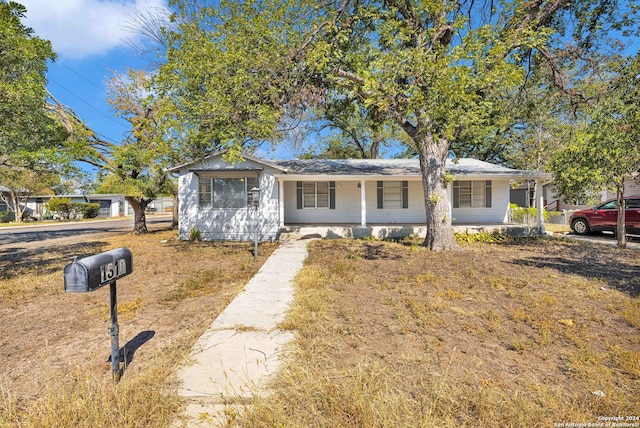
0;2;72;223
0;167;57;221
551;55;640;248
48;69;174;234
0;1;63;165
154;0;638;250
96;70;173;234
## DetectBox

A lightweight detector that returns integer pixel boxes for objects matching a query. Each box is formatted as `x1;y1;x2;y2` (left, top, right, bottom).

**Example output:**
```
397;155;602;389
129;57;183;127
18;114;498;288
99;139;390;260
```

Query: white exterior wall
282;178;511;225
178;157;280;241
451;179;511;223
111;200;121;217
367;179;426;223
282;180;361;224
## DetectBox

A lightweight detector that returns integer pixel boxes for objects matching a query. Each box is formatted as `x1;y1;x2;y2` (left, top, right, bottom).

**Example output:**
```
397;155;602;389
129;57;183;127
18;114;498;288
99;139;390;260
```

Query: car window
599;201;617;209
626;199;640;209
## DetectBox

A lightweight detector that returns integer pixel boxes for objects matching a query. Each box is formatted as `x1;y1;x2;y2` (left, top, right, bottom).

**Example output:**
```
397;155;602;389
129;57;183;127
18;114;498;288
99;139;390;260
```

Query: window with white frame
297;181;335;209
453;180;492;208
199;176;259;209
377;181;408;209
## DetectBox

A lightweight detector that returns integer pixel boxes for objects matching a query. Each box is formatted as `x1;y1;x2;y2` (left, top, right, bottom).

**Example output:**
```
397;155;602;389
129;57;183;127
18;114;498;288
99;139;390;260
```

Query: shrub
77;202;100;219
46;197;73;219
0;210;12;223
509;203;552;224
188;226;202;242
47;198;101;220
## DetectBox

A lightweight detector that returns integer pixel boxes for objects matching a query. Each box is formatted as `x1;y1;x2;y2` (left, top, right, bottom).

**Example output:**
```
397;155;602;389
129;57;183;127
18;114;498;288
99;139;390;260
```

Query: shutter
377;181;383;209
402;181;408;209
485;180;492;208
329;181;336;209
296;181;303;209
453;181;460;208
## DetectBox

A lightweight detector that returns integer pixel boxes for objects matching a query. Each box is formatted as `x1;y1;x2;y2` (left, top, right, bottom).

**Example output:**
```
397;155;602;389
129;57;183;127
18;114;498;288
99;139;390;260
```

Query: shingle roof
168;150;551;180
271;158;546;178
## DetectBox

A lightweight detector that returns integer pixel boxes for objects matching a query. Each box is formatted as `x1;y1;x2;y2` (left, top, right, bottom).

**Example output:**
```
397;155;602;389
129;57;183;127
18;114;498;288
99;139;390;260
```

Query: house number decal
100;259;127;284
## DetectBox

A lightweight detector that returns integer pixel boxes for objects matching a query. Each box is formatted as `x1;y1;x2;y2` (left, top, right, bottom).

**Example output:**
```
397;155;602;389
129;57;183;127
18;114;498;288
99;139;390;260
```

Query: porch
277;223;545;241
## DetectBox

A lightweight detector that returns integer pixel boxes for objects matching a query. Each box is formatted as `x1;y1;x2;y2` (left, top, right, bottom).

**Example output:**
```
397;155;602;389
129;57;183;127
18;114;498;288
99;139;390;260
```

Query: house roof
271;158;551;180
168;151;551;181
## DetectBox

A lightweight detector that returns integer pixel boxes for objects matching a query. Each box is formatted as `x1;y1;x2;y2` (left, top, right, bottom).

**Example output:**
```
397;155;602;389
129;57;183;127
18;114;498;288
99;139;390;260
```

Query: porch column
447;181;453;224
535;179;545;234
278;179;284;227
360;179;367;227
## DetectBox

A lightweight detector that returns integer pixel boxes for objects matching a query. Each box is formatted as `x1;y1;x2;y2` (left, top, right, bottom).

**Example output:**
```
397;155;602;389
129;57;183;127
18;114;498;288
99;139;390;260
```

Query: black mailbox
64;248;133;292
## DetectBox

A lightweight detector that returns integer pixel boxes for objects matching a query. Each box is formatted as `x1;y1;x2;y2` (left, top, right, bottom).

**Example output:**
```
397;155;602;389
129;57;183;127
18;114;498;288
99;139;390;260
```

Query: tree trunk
171;191;179;230
126;196;149;234
417;135;459;251
10;192;23;223
616;186;626;249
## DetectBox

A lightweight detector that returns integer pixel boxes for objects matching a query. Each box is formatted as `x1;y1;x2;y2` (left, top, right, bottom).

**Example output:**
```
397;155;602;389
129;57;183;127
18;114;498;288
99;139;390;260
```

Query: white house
170;152;551;241
24;194;127;219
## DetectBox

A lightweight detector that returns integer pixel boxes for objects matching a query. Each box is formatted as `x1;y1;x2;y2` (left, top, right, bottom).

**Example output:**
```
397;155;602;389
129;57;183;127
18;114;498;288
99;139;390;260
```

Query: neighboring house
24;194;127;219
542;180;640;212
170;152;551;241
0;185;13;221
21;194;175;219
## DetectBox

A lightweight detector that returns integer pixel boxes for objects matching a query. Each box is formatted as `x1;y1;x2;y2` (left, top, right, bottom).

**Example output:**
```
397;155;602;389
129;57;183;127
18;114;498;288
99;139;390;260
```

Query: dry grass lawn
0;229;277;427
1;229;639;427
243;237;640;427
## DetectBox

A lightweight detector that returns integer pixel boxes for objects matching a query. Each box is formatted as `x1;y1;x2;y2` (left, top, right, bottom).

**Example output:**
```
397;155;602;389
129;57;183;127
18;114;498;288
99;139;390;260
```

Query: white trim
536;179;545;233
278;180;284;227
360;180;367;227
447;181;453;222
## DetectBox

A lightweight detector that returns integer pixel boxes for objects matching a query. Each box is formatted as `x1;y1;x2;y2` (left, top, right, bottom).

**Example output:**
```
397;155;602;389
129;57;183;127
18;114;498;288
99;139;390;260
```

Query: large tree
0;1;71;222
50;70;173;234
0;166;58;222
0;1;59;161
156;0;638;250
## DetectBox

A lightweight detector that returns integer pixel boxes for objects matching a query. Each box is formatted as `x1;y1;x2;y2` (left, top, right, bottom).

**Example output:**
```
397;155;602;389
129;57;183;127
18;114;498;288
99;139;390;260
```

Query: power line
47;78;126;132
55;59;106;92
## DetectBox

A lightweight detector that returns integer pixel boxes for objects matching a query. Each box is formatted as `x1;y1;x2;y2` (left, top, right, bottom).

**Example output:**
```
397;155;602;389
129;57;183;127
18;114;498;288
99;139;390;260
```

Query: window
377;181;408;209
297;181;335;209
453;180;492;208
626;199;640;209
599;200;617;210
199;176;259;209
0;200;7;212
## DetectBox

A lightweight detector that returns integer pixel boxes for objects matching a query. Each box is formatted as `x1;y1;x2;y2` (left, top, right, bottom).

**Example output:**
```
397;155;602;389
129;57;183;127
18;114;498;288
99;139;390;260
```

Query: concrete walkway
175;239;309;427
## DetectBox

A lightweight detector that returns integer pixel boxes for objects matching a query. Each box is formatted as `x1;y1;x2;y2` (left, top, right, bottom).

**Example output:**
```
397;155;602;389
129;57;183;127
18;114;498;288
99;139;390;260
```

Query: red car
570;196;640;235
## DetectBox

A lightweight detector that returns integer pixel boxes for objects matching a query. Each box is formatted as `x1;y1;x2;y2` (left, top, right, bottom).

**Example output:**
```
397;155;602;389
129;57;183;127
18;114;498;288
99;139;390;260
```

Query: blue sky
20;0;296;162
20;0;167;148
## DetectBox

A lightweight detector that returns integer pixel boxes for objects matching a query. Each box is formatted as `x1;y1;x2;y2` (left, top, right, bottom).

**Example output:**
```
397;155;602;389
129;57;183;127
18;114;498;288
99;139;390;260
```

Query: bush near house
509;203;561;224
46;197;101;220
0;210;12;223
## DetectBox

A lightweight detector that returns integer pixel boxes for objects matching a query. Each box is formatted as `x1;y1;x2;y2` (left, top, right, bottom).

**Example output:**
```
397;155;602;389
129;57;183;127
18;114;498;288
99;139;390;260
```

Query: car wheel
572;218;591;235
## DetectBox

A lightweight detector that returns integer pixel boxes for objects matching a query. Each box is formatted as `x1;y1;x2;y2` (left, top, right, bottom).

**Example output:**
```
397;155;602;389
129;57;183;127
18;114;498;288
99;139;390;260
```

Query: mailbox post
64;248;133;381
250;186;260;259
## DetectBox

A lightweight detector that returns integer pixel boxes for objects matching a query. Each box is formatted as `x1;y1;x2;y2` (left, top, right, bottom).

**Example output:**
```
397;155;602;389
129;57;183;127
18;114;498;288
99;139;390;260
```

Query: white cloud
19;0;168;59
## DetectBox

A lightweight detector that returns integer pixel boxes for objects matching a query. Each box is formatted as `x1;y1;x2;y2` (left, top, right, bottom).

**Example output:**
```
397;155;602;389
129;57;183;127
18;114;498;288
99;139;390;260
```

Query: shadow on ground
0;241;109;280
508;239;640;297
0;228;126;246
108;330;156;380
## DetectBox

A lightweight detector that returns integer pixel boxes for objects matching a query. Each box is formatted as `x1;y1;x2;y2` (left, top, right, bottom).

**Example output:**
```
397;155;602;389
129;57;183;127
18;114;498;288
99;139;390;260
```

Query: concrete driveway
558;231;640;249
